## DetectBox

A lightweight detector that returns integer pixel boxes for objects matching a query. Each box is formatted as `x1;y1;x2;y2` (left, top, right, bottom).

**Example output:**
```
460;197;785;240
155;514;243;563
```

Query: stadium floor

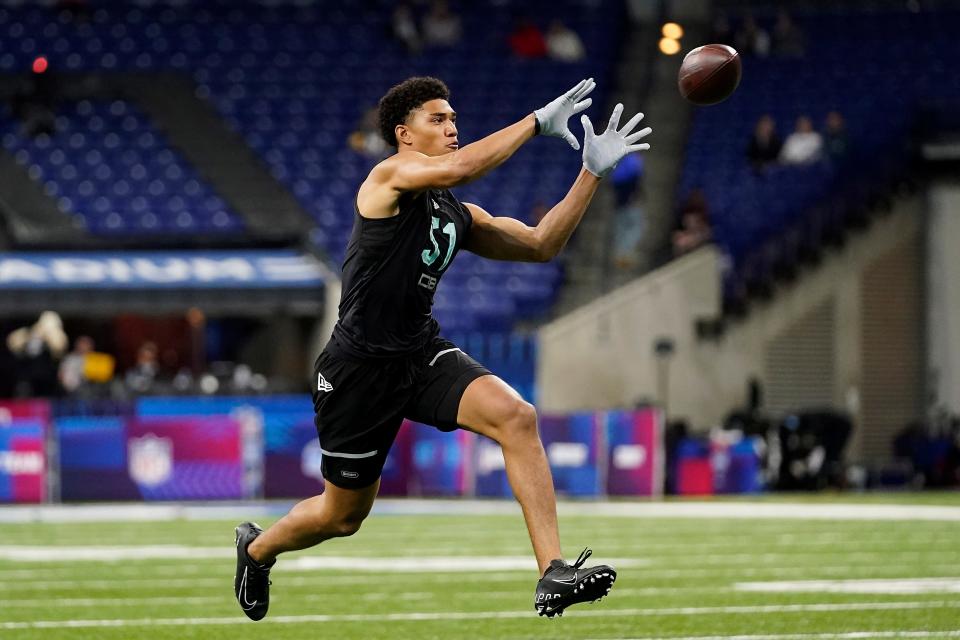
1;495;958;639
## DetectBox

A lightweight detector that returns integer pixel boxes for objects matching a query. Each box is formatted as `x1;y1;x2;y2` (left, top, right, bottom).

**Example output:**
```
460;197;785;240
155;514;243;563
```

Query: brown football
678;44;741;106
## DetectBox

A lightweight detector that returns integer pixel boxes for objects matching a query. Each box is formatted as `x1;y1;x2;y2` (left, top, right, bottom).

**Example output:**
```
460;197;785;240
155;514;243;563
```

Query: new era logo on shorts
318;372;333;392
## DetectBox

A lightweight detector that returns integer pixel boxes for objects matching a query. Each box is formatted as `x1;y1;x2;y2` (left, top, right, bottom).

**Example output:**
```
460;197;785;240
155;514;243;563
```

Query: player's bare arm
357;79;596;219
465;104;653;263
463;168;600;263
357;114;537;218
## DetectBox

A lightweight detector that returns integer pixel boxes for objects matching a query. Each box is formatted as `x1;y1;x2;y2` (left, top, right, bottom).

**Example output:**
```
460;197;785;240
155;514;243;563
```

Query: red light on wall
32;56;48;74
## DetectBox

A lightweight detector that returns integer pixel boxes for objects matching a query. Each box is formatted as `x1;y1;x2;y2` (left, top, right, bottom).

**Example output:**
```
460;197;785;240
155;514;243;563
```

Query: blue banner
0;251;327;289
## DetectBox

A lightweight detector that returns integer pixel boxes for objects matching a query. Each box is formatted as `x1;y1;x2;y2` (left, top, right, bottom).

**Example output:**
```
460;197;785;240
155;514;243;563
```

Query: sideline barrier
0;397;670;502
0;400;51;504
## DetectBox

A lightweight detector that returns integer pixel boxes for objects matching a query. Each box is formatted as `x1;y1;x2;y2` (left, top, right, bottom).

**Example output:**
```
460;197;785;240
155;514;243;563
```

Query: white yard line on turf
0;547;648;571
588;632;960;640
2;500;960;523
8;565;960;591
0;586;719;607
1;601;958;629
0;592;435;607
736;578;960;594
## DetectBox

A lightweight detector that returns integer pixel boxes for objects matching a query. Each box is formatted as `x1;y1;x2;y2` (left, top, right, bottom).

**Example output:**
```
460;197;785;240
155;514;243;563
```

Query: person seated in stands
780;115;823;165
422;0;461;49
772;9;805;57
391;3;421;55
125;341;159;394
746;114;782;172
59;335;115;397
823;111;849;162
6;311;67;397
611;153;645;269
672;189;712;257
546;20;585;63
735;12;770;57
348;106;390;161
59;335;93;394
509;16;547;59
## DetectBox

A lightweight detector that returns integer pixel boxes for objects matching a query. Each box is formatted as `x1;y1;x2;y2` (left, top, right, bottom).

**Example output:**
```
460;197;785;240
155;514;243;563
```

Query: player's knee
332;514;365;538
501;399;538;441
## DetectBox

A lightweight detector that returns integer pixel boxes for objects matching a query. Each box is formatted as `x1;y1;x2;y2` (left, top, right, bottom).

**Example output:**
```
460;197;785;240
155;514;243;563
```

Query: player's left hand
580;103;652;178
533;78;596;151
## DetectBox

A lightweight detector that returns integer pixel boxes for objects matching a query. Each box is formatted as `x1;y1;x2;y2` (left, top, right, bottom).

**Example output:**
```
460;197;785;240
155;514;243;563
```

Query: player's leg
235;346;411;621
407;338;616;616
234;481;378;622
406;341;560;574
248;479;380;564
456;375;616;617
455;374;561;576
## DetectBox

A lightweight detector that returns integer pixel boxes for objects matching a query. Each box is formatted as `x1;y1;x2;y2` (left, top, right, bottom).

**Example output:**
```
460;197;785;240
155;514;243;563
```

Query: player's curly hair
378;77;450;148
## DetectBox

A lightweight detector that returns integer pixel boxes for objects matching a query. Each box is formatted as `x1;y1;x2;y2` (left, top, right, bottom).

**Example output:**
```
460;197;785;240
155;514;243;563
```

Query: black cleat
534;548;616;618
234;522;274;621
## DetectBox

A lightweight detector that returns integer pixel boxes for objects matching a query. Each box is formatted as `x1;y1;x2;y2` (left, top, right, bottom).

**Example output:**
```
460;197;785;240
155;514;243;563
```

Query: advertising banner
0;419;46;503
541;413;602;497
0;399;52;424
474;433;511;498
605;408;662;497
409;422;474;496
58;417;139;501
262;410;324;498
0;251;326;289
380;421;414;496
128;417;243;500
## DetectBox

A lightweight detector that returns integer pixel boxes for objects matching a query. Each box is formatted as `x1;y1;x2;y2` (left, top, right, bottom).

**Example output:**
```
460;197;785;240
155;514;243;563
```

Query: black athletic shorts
311;335;491;489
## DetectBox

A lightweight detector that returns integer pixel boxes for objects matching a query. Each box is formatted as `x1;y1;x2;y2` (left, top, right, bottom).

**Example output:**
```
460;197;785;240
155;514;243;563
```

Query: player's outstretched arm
465;104;651;263
388;79;596;192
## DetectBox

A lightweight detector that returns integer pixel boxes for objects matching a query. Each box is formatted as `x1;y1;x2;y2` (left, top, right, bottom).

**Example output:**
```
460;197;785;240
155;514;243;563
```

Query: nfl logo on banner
128;434;173;487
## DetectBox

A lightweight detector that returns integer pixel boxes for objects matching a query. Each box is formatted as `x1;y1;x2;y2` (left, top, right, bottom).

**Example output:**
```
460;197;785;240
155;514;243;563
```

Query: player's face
406;99;458;156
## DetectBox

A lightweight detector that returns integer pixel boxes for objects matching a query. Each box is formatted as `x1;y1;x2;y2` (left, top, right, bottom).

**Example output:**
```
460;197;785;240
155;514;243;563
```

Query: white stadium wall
926;178;960;416
539;194;924;464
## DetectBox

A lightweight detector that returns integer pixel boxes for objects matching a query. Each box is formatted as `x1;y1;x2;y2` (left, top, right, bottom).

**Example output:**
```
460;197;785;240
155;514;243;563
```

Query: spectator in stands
710;12;736;47
611;151;643;208
59;335;114;397
59;335;94;393
546;20;585;63
780;115;823;165
772;9;805;57
125;341;159;394
672;189;712;257
348;106;390;161
824;111;849;162
6;311;68;396
509;17;547;59
391;3;421;55
422;0;461;49
735;13;770;57
611;153;646;269
746;114;782;172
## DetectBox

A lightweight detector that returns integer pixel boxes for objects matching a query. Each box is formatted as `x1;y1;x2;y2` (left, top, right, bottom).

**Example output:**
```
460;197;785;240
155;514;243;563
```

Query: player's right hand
533;78;596;151
580;103;652;178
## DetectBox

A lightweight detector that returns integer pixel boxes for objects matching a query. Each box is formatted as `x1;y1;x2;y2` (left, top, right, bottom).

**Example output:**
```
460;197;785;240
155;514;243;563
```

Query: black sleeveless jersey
329;188;473;359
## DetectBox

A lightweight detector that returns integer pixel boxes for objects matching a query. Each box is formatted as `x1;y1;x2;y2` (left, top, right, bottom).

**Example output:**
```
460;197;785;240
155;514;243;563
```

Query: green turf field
1;496;959;639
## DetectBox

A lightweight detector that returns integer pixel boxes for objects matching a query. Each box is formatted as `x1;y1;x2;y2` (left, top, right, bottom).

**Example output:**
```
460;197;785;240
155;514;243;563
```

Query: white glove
533;78;596;151
581;103;652;178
